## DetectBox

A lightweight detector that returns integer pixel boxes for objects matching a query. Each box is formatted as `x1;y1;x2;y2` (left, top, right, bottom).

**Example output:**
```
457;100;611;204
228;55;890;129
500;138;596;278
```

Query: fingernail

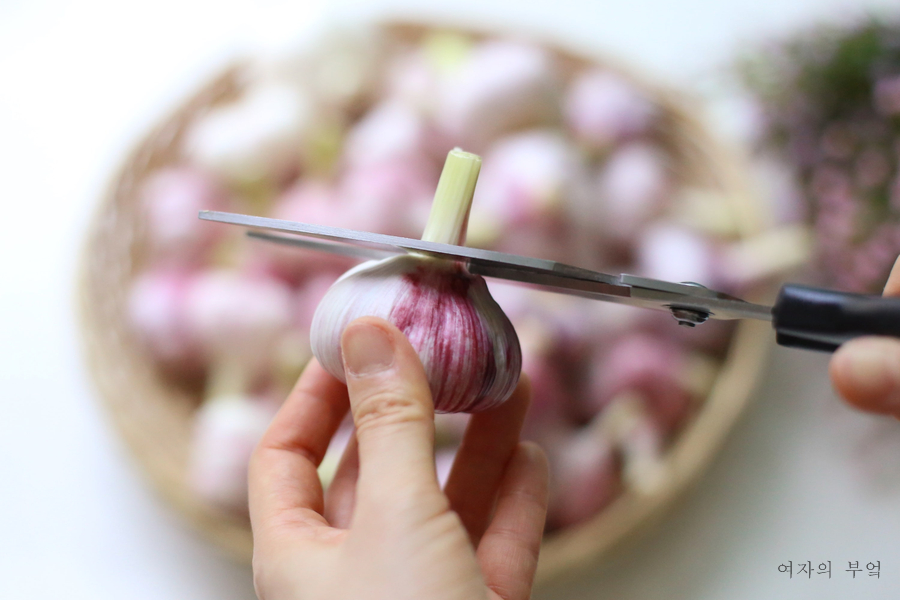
342;322;395;376
843;342;900;400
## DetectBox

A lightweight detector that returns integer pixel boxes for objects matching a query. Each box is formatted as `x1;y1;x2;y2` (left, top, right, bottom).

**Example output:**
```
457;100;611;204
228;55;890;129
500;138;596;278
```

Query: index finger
249;360;350;533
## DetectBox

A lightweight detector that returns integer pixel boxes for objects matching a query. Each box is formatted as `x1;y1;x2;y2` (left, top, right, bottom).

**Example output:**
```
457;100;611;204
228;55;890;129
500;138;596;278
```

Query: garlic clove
311;149;522;413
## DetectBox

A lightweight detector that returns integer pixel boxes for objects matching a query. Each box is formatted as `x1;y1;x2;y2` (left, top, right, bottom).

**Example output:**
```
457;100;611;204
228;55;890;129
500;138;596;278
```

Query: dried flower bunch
741;18;900;292
126;24;752;531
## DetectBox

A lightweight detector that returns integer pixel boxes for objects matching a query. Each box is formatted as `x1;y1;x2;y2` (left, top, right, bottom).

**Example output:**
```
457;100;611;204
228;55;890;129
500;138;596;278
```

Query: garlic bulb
551;426;620;528
184;81;313;184
438;41;559;149
128;266;204;376
189;393;280;513
310;149;522;413
563;69;657;149
140;167;231;264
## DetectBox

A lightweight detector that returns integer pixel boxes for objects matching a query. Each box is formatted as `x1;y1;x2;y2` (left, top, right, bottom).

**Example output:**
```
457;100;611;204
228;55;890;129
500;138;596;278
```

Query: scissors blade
201;211;773;322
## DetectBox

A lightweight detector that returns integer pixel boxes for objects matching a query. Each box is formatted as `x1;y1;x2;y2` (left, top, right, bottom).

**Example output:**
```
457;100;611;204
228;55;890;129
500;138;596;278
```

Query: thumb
830;337;900;417
341;317;439;506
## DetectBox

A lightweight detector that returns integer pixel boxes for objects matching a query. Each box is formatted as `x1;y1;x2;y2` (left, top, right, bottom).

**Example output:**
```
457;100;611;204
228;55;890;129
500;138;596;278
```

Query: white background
2;0;900;598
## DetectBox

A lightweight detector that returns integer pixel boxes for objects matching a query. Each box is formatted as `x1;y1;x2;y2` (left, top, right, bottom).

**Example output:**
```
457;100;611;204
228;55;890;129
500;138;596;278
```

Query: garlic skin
310;254;521;413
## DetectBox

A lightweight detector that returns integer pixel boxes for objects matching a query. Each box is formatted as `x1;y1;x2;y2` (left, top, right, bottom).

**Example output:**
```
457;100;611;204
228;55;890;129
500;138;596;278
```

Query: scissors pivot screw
670;307;710;328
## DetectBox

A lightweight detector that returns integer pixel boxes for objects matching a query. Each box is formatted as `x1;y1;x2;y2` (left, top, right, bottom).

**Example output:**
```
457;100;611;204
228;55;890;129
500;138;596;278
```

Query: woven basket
79;20;774;587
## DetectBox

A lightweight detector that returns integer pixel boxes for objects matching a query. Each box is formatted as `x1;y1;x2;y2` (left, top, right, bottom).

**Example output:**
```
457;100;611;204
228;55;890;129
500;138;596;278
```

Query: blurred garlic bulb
184;81;313;184
439;41;559;149
253;180;356;283
636;223;717;286
311;149;522;413
184;270;293;375
339;156;438;238
593;143;671;240
296;27;385;109
550;426;620;528
342;101;435;168
189;394;279;512
140;167;231;264
563;69;657;149
517;321;570;440
385;32;473;114
585;333;693;433
468;130;584;245
128;266;203;375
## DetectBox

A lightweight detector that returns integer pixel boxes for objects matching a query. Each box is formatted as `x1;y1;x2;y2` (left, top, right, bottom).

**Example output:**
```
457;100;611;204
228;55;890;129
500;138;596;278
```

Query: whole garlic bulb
311;255;521;413
310;149;522;413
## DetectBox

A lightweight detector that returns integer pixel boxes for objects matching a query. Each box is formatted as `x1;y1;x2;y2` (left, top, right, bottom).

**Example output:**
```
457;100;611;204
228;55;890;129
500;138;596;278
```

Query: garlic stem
420;148;482;245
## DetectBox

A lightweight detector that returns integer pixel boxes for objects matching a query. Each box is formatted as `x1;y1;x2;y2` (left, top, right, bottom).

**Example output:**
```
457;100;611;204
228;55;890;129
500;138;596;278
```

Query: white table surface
2;1;899;598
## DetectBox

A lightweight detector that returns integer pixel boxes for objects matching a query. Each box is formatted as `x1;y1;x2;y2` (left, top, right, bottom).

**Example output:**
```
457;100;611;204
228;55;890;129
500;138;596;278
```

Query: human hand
249;316;549;600
830;256;900;418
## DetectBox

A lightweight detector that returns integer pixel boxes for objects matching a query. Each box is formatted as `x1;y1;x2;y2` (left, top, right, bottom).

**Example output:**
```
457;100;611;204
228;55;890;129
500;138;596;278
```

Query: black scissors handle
773;285;900;352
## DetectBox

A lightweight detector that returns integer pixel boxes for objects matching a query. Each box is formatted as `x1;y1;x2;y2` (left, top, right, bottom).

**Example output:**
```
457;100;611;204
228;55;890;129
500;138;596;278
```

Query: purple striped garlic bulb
310;149;522;413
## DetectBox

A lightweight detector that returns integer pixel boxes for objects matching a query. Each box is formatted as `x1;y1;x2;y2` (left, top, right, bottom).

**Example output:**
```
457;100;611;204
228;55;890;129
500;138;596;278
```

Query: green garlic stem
421;148;482;245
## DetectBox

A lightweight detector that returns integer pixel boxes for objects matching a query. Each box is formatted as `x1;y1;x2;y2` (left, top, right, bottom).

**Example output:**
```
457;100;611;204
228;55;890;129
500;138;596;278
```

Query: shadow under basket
78;20;775;587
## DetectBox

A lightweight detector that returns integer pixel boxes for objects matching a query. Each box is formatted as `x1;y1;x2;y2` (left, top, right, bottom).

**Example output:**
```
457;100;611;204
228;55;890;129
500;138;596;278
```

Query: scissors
200;210;900;352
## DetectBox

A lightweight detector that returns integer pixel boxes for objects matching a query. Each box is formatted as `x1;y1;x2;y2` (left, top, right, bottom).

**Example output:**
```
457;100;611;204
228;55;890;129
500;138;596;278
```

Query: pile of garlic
127;25;755;529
